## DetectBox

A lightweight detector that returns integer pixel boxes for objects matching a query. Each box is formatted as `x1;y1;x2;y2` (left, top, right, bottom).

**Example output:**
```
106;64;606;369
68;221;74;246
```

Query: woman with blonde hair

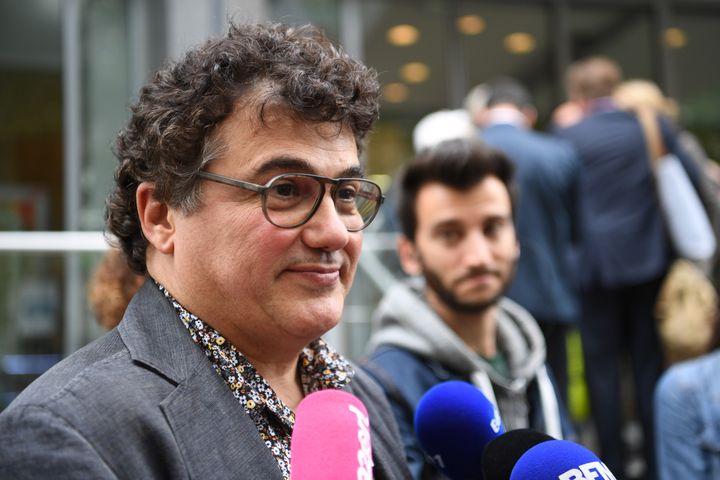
616;78;720;287
614;79;679;120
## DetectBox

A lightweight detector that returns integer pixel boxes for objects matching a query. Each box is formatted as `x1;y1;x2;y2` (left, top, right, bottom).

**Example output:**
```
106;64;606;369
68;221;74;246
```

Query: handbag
636;108;718;364
654;258;717;364
636;108;716;262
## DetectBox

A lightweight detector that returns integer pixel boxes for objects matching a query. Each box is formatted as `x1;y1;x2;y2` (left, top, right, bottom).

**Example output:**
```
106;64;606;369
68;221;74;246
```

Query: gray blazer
0;280;411;479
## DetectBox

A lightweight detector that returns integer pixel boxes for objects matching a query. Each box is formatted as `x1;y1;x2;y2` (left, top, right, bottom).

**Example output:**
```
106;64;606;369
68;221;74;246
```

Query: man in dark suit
555;56;700;479
478;78;581;406
0;23;410;480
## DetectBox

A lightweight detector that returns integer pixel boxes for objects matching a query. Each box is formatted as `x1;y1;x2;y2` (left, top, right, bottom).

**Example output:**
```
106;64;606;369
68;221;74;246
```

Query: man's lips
288;264;342;274
284;264;342;286
455;270;499;287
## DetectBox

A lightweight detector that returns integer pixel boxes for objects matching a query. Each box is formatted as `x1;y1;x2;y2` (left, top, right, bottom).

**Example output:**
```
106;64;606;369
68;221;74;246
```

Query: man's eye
337;186;358;201
271;182;298;198
438;229;460;242
484;219;506;236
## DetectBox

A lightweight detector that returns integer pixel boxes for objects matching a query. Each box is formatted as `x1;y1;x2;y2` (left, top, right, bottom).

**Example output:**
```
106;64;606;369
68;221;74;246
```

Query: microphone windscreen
414;380;505;480
481;428;554;480
290;389;373;480
510;440;617;480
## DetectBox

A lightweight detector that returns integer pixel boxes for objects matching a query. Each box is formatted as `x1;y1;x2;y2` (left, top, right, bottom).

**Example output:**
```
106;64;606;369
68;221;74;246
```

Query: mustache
454;267;501;284
287;251;344;267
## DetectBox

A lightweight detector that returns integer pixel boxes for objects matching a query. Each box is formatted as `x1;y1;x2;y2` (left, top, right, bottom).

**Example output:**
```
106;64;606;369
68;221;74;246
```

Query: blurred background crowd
1;1;720;479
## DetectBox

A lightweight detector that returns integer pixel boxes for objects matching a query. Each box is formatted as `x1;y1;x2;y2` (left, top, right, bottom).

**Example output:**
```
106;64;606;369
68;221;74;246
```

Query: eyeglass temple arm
197;171;265;194
356;190;385;203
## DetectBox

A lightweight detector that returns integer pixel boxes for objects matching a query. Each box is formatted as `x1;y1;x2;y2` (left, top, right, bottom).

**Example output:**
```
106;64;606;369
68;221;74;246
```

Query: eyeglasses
197;171;384;232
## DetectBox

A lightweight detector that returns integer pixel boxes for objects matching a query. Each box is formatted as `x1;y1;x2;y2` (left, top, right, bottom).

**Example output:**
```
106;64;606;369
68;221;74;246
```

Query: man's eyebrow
340;165;366;178
254;157;315;176
254;156;366;178
431;219;463;232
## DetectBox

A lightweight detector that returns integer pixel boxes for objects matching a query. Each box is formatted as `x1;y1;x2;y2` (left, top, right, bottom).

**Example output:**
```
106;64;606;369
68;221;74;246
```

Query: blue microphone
510;440;617;480
414;380;505;479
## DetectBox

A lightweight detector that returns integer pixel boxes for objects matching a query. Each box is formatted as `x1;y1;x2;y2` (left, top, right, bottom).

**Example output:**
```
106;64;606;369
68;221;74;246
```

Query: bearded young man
363;138;572;480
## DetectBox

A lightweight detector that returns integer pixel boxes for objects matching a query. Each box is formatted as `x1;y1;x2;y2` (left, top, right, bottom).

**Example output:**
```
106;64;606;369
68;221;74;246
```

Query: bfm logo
558;461;617;480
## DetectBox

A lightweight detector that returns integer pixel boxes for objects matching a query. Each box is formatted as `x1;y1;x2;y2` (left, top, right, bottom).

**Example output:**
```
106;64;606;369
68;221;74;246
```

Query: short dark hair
565;56;622;102
486;77;533;109
397;138;516;240
107;23;380;274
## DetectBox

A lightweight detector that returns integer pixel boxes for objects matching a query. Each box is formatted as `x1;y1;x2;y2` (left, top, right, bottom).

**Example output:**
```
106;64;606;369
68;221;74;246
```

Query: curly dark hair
396;138;517;241
107;22;380;274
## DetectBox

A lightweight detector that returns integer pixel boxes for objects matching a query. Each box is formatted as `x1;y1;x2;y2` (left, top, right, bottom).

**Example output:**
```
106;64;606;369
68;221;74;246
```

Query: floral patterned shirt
156;282;354;479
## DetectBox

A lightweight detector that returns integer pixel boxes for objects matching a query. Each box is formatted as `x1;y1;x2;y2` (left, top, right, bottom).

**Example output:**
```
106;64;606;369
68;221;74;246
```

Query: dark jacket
555;106;700;289
0;280;411;480
483;122;580;324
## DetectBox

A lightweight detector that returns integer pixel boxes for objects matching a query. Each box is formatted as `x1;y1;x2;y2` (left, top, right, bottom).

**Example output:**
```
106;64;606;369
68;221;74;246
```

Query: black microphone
481;428;554;480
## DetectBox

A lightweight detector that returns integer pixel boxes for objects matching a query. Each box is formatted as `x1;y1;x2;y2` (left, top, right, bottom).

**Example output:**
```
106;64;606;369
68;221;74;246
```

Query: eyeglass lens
264;175;381;230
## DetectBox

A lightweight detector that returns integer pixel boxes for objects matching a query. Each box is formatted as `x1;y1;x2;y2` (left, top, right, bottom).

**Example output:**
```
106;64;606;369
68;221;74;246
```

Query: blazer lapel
119;280;283;479
160;360;283;479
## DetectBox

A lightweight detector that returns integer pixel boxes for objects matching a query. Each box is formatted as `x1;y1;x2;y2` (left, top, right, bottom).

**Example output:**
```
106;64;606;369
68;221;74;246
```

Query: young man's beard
421;264;506;315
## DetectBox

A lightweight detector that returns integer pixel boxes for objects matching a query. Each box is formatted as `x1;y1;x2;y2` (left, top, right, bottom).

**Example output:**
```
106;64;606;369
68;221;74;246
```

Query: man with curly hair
0;23;410;480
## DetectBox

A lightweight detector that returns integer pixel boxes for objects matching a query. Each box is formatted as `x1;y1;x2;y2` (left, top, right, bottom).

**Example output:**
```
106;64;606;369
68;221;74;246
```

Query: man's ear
397;235;422;276
136;182;174;254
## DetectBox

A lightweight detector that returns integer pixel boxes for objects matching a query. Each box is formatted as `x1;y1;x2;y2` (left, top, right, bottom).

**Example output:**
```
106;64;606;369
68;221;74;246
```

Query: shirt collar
484;106;528;128
153;280;354;416
587;96;619;115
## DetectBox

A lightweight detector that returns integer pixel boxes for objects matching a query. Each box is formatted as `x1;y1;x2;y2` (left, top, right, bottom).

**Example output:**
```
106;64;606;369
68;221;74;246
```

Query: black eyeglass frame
196;170;384;232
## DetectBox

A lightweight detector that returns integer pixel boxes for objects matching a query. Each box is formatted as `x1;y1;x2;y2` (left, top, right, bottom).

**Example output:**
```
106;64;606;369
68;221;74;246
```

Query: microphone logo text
348;404;373;480
490;408;502;434
558;461;617;480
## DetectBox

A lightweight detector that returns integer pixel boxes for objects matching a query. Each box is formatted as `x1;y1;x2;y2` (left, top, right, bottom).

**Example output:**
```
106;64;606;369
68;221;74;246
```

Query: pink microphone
290;389;373;480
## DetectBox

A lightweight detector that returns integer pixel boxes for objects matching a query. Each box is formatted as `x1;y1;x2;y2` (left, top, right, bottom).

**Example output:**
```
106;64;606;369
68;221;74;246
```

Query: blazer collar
118;279;203;384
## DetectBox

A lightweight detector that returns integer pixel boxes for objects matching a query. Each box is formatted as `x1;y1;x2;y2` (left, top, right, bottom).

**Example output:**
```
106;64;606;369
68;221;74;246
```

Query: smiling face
148;101;363;355
399;177;519;317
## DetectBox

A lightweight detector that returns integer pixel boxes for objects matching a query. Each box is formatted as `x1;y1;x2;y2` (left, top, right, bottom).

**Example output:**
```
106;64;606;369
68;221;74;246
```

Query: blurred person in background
376;108;477;235
464;83;490;132
477;77;581;406
412;109;476;154
654;313;720;480
551;100;585;130
614;79;720;288
0;22;410;480
613;78;718;183
87;248;145;330
363;138;571;479
555;56;702;479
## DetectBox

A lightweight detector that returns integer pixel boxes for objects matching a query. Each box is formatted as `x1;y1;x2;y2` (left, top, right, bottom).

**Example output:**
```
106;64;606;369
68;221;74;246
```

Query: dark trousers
580;277;664;480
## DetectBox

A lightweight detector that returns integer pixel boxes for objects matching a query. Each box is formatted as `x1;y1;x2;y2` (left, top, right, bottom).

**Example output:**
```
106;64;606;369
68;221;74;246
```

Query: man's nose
461;231;493;267
301;193;351;251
